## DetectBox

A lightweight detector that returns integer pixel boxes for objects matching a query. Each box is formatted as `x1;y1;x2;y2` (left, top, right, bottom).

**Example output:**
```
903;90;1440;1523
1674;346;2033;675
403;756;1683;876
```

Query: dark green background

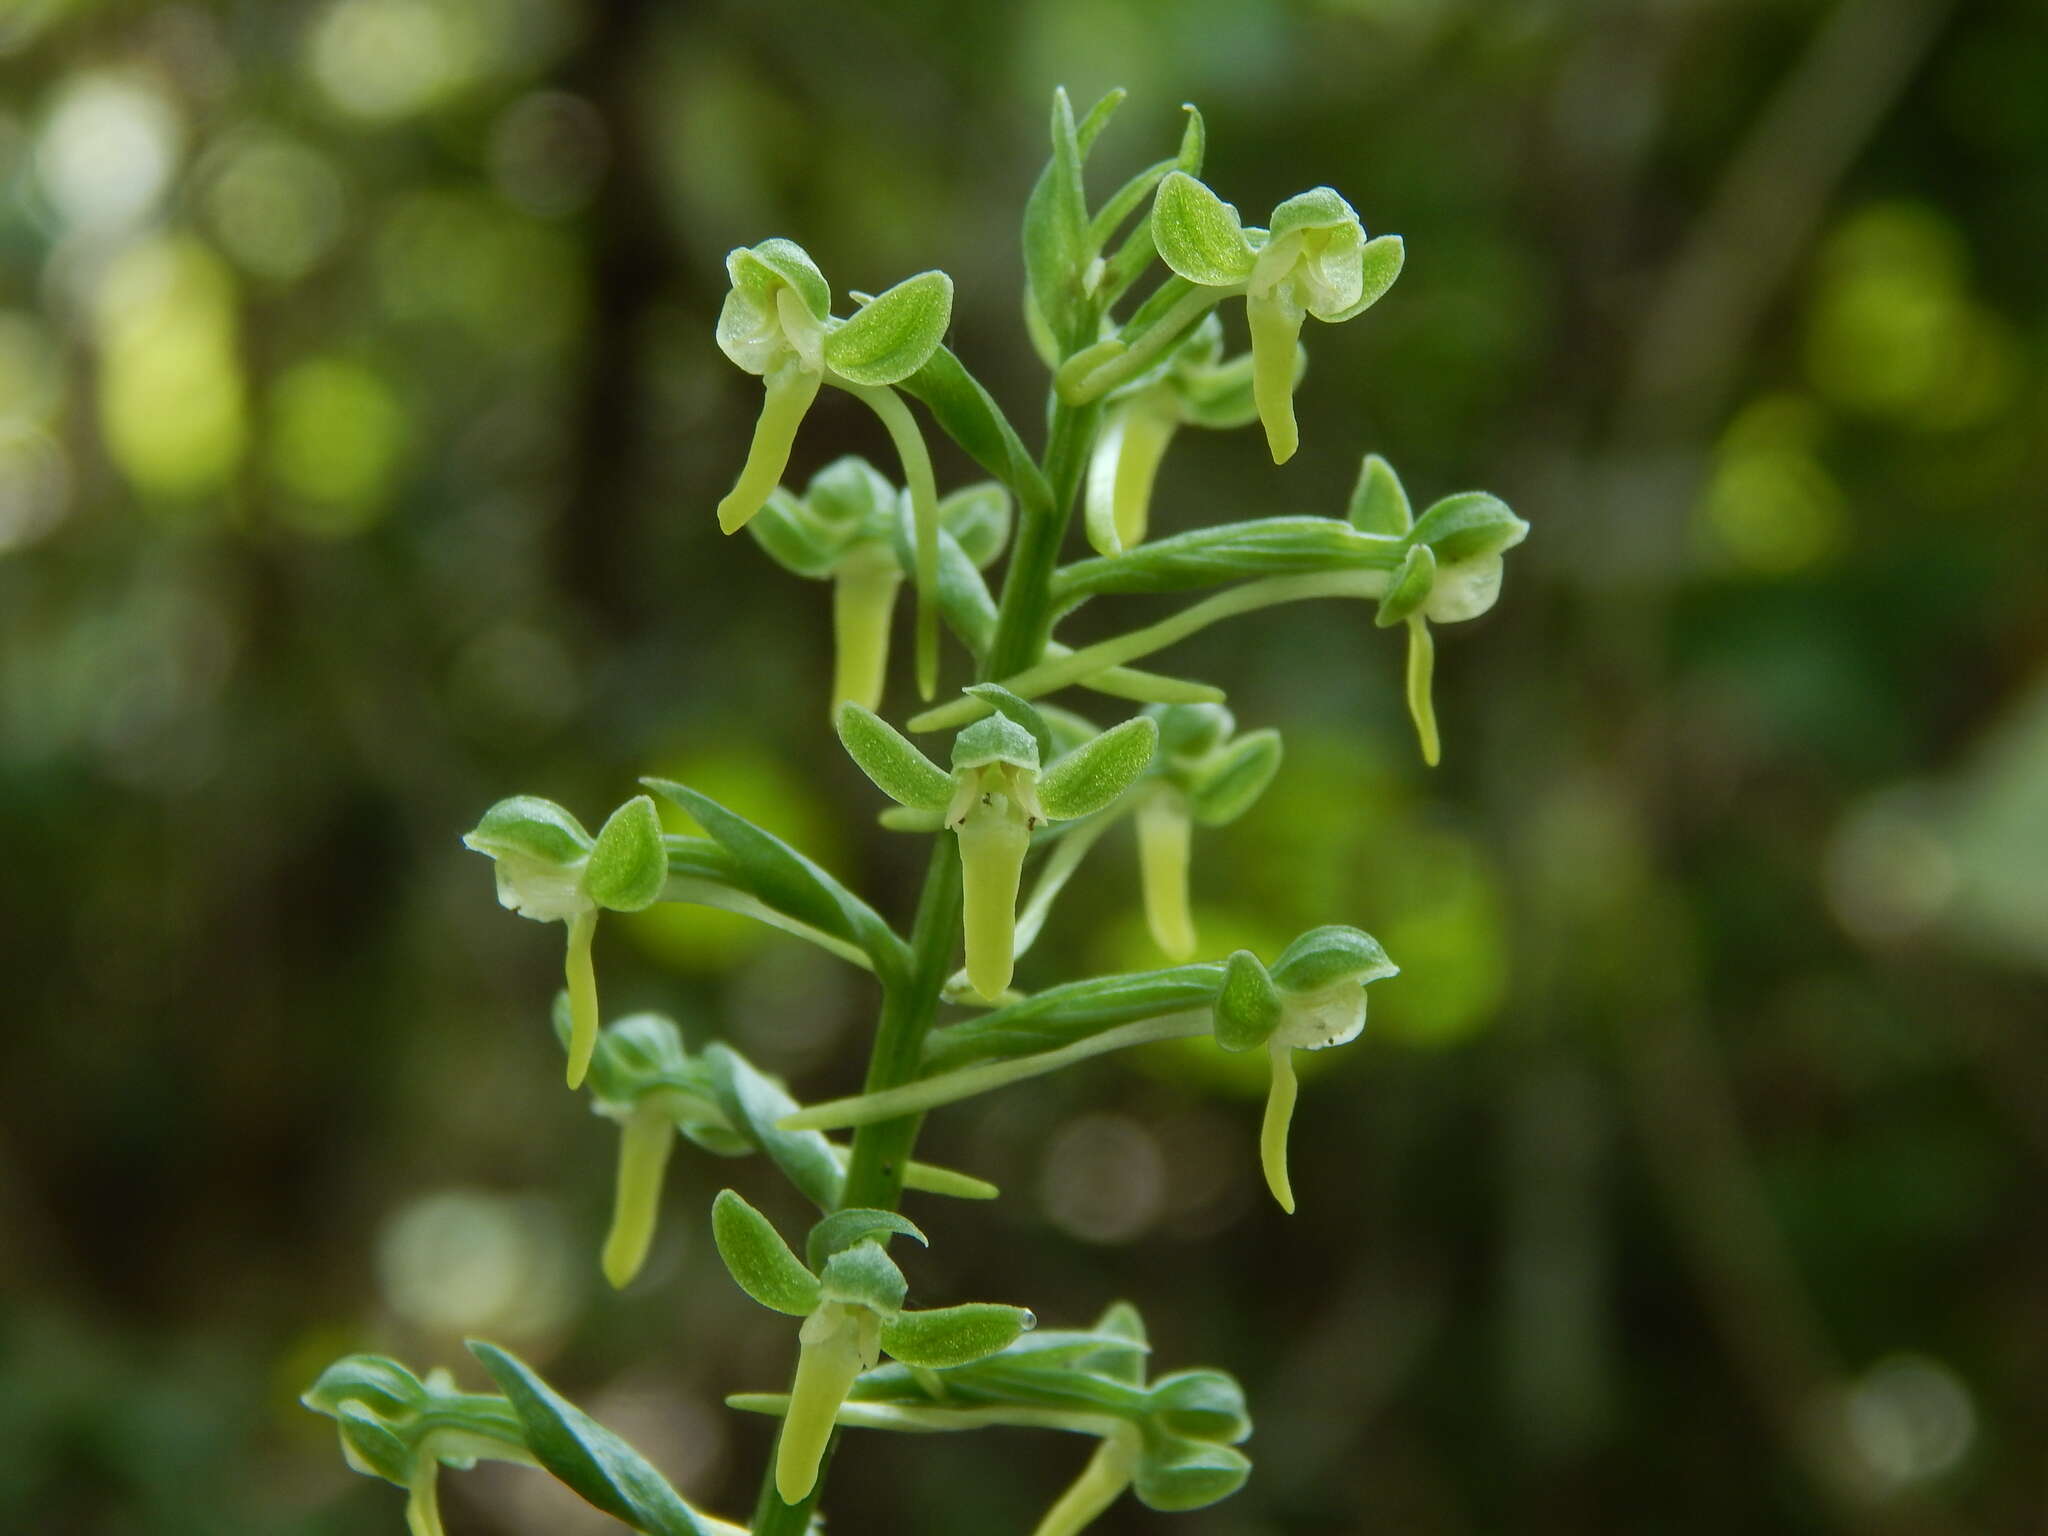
3;0;2045;1531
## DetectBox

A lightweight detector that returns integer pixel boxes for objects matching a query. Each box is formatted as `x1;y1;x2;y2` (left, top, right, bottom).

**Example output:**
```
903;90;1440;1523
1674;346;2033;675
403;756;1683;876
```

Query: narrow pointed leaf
710;1190;820;1317
468;1342;725;1536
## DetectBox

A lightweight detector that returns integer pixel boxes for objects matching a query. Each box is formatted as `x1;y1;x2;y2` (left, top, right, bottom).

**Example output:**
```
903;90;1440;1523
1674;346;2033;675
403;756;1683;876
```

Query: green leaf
469;1342;726;1536
1374;541;1436;629
643;779;900;966
1147;1369;1251;1444
963;684;1054;764
836;704;953;810
1071;86;1126;155
710;1189;821;1316
819;1239;908;1316
1022;87;1091;351
1131;1431;1251;1512
1346;452;1412;535
879;1304;1035;1369
1212;950;1283;1051
937;482;1011;569
823;270;955;386
897;344;1049;506
584;796;667;912
1037;716;1159;820
1320;232;1404;323
921;963;1224;1071
1270;925;1397;993
807;1208;928;1272
1187;729;1282;827
462;796;592;865
1151;173;1256;287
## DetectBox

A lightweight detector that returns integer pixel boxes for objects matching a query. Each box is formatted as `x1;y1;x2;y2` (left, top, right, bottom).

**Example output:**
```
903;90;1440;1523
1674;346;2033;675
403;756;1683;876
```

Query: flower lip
488;856;591;923
1272;979;1366;1052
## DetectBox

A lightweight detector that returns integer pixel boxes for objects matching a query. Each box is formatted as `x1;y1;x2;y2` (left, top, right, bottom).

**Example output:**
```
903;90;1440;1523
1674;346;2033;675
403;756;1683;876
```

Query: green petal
1037;716;1159;821
836;703;953;810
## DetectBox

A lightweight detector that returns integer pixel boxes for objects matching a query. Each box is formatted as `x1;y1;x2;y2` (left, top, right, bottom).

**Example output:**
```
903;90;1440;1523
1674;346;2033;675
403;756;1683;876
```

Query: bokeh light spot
269;355;405;532
203;130;347;281
1843;1355;1976;1490
376;1188;577;1339
1698;395;1846;576
35;72;183;234
1039;1114;1167;1244
308;0;475;121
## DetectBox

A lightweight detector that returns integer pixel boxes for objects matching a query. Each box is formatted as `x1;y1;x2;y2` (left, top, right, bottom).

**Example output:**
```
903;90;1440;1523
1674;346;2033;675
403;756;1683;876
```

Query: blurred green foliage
2;0;2045;1532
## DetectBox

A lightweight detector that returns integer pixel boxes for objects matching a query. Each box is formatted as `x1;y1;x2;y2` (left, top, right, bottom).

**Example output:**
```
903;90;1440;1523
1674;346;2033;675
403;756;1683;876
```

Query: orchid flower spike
1150;173;1404;464
748;456;1011;713
1347;453;1531;765
1131;703;1283;961
1210;926;1398;1212
461;794;667;1089
711;1191;1032;1505
835;692;1158;1000
1083;315;1303;557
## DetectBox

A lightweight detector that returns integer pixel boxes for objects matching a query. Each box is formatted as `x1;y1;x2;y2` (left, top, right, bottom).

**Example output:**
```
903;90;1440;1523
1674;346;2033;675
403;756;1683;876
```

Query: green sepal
584;796;667;912
1037;716;1159;820
301;1354;530;1489
836;703;953;811
468;1341;729;1536
878;1304;1035;1369
463;796;592;865
1186;729;1282;826
963;684;1054;763
643;779;901;966
727;238;830;322
819;1239;908;1316
1407;490;1528;566
1152;173;1257;287
710;1189;821;1317
937;482;1011;569
824;270;955;386
1147;1369;1251;1444
1374;542;1436;629
1347;452;1413;535
807;1208;928;1272
951;712;1042;775
1270;925;1397;993
1131;1430;1251;1512
1212;951;1283;1052
1267;185;1359;244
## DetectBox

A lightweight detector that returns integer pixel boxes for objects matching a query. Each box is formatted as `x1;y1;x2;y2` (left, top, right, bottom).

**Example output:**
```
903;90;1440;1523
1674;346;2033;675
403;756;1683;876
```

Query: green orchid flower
836;693;1159;1000
1349;453;1531;765
713;239;957;696
461;794;666;1089
711;1190;1033;1505
1148;173;1404;464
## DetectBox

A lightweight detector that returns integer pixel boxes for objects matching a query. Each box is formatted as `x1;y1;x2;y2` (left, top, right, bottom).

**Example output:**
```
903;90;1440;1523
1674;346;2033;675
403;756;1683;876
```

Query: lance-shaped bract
1210;926;1398;1212
1349;454;1531;765
1150;172;1404;464
836;698;1158;999
461;794;666;1089
1082;315;1303;557
711;1190;1033;1505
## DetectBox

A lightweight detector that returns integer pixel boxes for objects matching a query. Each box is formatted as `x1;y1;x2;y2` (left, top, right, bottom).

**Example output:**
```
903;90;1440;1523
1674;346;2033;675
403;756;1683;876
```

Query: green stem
912;570;1392;732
